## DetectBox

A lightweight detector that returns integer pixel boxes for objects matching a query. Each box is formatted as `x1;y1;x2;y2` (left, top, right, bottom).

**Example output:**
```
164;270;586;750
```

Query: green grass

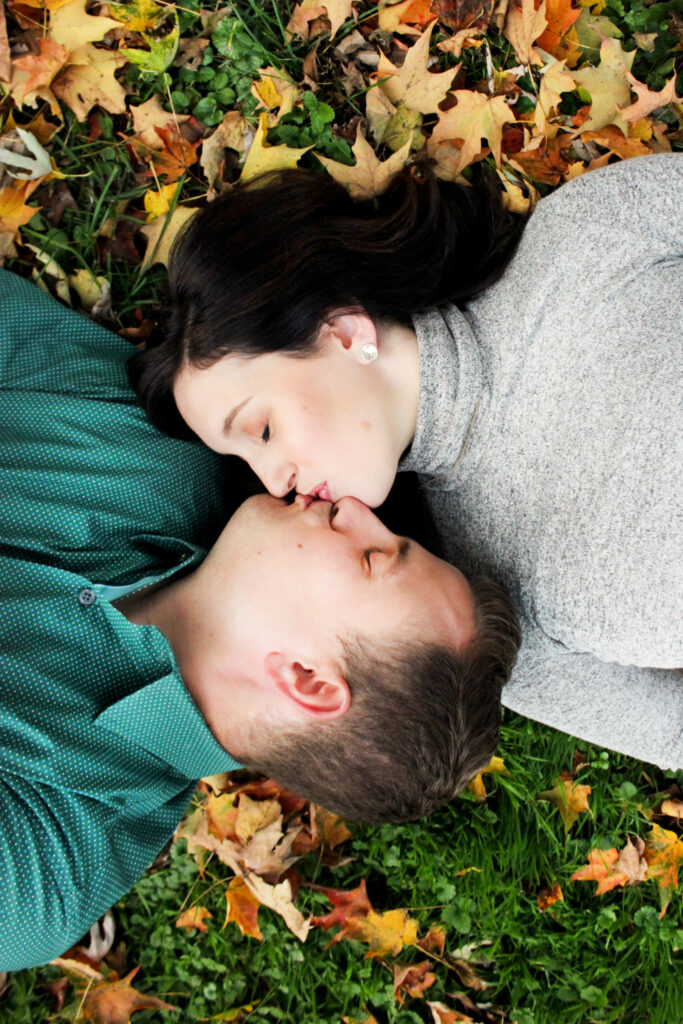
4;713;681;1023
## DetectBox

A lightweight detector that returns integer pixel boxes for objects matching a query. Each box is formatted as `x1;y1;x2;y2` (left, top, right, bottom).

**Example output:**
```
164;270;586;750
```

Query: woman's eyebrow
223;396;252;435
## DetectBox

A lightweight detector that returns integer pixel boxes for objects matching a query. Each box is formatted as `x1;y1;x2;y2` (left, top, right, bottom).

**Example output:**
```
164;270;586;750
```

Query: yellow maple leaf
375;21;456;115
466;755;509;801
346;908;419;957
318;123;412;199
535;59;576;138
0;179;40;239
644;824;683;916
252;66;300;119
109;0;166;34
572;36;635;135
129;96;189;151
48;0;122;52
537;776;591;831
503;0;548;66
176;905;212;932
143;182;179;222
428;90;513;177
240;112;312;183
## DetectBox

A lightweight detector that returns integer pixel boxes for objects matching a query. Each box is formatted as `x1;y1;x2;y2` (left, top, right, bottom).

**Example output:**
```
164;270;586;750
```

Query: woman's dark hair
129;164;527;438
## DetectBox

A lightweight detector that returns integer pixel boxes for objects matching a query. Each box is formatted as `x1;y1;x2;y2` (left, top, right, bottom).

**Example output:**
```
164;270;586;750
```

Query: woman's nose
262;460;297;498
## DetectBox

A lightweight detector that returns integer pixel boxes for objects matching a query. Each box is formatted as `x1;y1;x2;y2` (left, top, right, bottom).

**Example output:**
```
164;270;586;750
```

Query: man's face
217;494;477;676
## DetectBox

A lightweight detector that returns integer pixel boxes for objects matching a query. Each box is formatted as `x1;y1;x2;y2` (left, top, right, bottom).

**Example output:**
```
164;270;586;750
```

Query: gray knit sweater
400;154;683;769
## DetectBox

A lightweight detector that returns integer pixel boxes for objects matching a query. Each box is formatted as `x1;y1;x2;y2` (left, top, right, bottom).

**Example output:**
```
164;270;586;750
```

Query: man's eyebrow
223;397;252;435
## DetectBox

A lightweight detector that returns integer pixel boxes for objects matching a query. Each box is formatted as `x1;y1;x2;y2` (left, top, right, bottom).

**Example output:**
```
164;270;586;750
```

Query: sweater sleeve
503;622;683;770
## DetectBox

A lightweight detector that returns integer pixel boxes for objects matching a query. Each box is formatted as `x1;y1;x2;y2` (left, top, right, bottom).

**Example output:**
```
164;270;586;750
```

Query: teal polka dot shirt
0;269;242;971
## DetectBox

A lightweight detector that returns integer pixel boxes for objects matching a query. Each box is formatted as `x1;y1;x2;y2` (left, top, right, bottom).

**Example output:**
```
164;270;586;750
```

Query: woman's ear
321;314;378;360
264;652;351;720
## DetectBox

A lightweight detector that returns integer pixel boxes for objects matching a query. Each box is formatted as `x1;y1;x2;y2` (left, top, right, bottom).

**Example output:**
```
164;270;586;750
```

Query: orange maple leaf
537;880;564;911
205;792;239;842
537;774;591;831
147;124;200;183
430;0;496;33
535;0;580;59
310;879;373;939
571;837;647;896
224;876;263;940
175;905;212;932
644;824;683;916
394;960;437;1003
0;179;40;238
10;36;67;110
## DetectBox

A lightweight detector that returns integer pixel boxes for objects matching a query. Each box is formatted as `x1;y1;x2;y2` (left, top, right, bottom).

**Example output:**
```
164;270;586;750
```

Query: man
0;269;520;970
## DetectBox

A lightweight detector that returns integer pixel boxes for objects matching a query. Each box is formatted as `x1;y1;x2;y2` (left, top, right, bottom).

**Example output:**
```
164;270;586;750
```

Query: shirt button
78;587;96;606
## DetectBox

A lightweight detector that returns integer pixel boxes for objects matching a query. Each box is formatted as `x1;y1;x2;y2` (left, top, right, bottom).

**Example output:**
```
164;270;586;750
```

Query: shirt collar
399;306;484;478
96;670;242;778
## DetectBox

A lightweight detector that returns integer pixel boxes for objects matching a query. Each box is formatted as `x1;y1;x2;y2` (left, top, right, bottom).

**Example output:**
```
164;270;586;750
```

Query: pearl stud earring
360;343;378;363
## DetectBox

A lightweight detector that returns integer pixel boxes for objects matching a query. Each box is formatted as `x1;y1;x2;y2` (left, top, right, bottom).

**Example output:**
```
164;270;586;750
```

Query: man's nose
331;496;396;541
261;459;297;498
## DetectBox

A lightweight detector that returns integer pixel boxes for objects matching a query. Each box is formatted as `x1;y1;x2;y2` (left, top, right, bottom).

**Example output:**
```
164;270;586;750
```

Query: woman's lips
308;481;332;502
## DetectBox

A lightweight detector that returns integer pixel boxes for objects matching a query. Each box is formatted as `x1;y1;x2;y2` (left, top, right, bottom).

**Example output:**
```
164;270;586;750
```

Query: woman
131;152;683;770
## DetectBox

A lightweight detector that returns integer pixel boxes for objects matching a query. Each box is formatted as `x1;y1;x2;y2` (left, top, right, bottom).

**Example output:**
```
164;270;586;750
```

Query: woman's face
173;317;416;508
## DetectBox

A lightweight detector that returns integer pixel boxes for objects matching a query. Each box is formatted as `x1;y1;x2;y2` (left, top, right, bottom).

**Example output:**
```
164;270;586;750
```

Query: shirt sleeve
503;623;683;770
0;771;190;972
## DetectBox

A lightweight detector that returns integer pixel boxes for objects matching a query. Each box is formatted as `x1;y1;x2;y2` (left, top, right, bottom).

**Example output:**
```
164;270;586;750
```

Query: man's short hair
244;577;521;824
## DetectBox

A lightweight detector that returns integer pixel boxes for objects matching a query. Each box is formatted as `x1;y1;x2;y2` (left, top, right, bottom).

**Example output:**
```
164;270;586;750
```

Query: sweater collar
400;306;484;477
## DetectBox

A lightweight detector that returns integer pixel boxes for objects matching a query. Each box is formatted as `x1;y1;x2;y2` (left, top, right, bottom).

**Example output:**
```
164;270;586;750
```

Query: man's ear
264;652;351;721
321;314;378;361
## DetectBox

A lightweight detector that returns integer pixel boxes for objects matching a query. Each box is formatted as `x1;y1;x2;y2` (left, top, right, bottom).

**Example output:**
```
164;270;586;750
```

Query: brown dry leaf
310;804;352;849
572;36;635;134
146;123;200;182
287;0;354;40
200;109;247;187
428;1002;474;1023
436;27;486;57
571;837;647;895
660;797;683;822
431;0;495;33
0;0;10;83
428;90;512;176
509;133;572;184
644;824;683;916
537;880;564;911
378;0;435;34
345;908;419;958
366;85;396;144
240;112;312;182
80;966;177;1023
235;794;282;844
375;21;456;115
224;876;263;940
139;204;195;270
10;37;68;112
618;72;681;123
581;124;651;159
238;816;303;880
310;879;373;939
498;168;536;213
536;775;591;831
176;905;212;932
417;924;446;956
466;755;508;801
535;0;580;59
242;872;311;941
130;96;189;150
452;958;487;990
318;123;413;199
503;0;547;66
393;960;437;1003
51;46;127;121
